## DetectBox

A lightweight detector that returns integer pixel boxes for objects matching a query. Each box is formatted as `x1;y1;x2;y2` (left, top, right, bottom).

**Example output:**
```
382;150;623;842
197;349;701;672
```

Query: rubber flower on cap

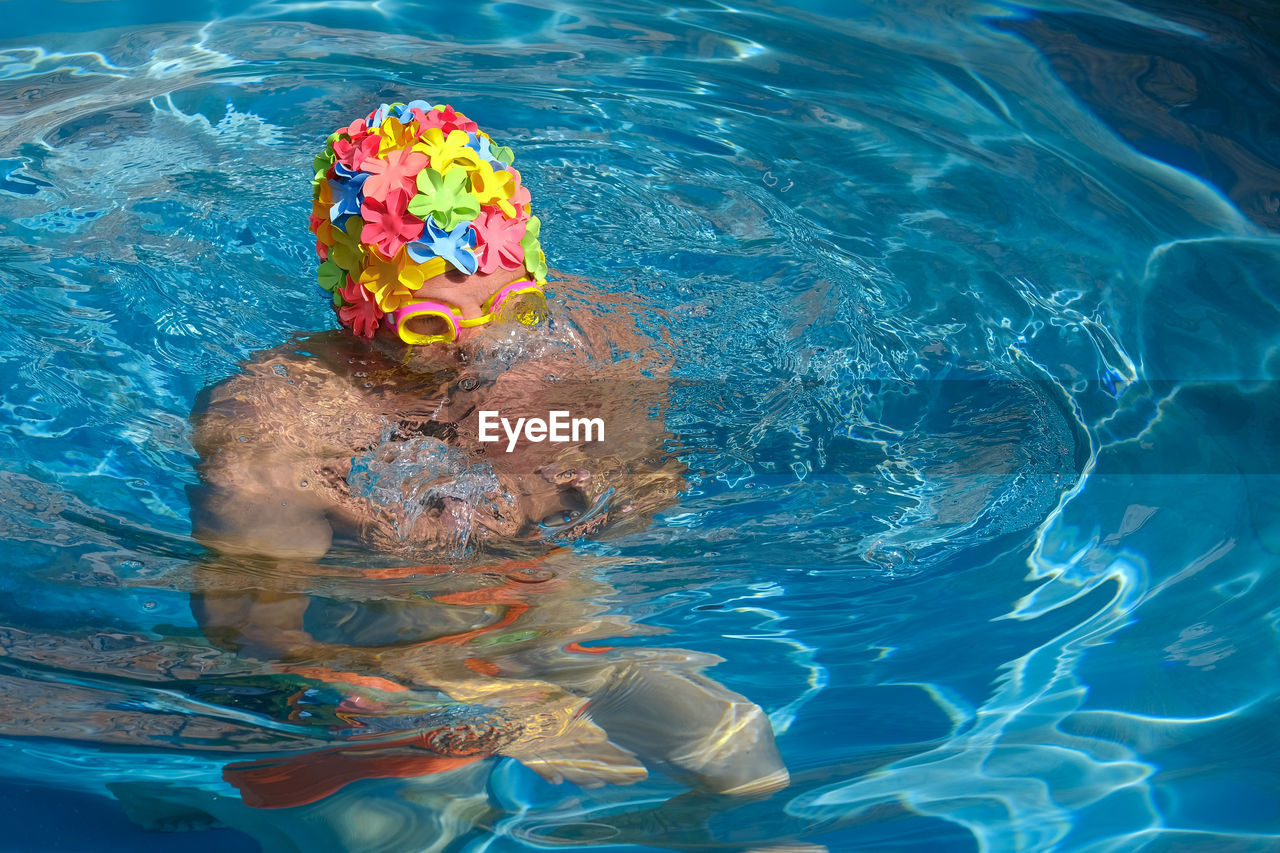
520;215;547;282
407;167;480;231
500;167;532;219
314;219;334;261
358;246;428;313
418;105;479;135
366;103;396;128
327;173;367;222
467;132;497;165
313;182;336;254
339;275;383;339
361;189;424;260
317;259;345;293
329;215;366;273
472;207;526;274
330;274;349;308
488;142;515;169
312;146;336;194
377;116;418;157
407;217;478;275
395;100;432;123
465;160;508;211
413;128;484;174
362;148;428;202
470;164;529;220
333;133;380;172
310;198;329;239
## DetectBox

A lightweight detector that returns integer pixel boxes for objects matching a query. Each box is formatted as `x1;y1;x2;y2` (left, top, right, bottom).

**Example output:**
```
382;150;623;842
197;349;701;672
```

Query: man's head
308;102;547;344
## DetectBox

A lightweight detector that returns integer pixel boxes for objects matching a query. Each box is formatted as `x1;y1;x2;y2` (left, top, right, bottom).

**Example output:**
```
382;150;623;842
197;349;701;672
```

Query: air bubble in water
867;544;915;570
347;427;505;550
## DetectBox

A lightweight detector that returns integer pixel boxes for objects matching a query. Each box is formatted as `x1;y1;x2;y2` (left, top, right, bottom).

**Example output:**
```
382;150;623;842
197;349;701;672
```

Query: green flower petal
523;214;541;242
520;216;547;281
408;168;481;231
317;259;344;292
312;147;337;195
330;215;365;272
490;144;514;166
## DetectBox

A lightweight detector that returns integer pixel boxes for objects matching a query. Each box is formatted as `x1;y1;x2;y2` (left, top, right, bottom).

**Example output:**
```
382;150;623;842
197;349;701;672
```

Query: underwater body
1;0;1279;850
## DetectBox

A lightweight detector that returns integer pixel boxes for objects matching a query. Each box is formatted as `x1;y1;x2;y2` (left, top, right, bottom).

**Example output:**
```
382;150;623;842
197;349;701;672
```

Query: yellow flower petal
377;116;417;156
359;247;424;313
466;160;507;210
413;127;484;173
316;219;335;247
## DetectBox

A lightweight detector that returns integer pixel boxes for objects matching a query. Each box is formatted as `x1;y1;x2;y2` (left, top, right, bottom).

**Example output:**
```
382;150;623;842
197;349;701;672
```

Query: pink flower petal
361;149;428;202
433;105;479;135
338;275;382;339
360;190;421;259
472;207;527;274
334;134;379;171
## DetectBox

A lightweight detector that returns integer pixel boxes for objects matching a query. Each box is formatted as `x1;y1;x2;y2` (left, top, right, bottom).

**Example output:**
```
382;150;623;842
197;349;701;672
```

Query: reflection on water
0;0;1277;849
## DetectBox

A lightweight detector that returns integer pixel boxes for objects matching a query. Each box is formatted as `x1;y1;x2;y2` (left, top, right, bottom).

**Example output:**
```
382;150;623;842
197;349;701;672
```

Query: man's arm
188;349;349;561
189;456;334;561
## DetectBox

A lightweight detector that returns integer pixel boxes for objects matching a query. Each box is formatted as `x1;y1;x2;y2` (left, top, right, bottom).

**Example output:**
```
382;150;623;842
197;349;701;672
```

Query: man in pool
182;102;789;817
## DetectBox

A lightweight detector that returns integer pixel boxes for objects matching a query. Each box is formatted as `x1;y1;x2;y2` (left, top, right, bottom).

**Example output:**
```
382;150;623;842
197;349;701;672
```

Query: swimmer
174;102;788;827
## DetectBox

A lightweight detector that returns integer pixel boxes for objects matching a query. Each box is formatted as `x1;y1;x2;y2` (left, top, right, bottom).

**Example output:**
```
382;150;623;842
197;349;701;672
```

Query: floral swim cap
308;102;548;338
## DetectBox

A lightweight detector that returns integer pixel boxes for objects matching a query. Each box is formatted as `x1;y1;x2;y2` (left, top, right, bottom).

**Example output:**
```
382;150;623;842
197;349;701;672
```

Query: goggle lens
397;309;457;344
494;290;546;327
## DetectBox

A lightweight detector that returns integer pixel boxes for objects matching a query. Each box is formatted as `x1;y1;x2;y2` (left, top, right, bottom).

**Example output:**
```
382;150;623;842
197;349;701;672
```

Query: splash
347;426;512;553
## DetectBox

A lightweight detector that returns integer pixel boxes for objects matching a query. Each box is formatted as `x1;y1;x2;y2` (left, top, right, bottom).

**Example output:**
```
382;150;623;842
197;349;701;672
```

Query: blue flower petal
464;133;507;173
399;99;432;120
368;103;393;127
406;219;477;274
327;173;367;221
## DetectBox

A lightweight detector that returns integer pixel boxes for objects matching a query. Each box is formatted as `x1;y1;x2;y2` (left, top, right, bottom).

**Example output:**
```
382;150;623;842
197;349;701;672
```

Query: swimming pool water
1;0;1278;850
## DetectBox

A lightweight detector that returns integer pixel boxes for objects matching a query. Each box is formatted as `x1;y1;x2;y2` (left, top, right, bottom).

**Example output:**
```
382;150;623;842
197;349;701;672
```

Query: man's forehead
416;268;527;295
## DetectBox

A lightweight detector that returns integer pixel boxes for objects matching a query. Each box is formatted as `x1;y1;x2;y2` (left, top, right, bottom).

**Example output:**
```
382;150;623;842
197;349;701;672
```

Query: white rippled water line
789;557;1160;852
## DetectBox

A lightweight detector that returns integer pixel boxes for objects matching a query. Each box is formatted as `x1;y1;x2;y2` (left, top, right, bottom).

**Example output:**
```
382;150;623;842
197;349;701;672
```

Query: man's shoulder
193;331;367;411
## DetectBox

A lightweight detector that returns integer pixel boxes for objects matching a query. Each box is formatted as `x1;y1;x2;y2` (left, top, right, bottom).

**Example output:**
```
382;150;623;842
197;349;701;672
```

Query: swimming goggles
387;279;546;345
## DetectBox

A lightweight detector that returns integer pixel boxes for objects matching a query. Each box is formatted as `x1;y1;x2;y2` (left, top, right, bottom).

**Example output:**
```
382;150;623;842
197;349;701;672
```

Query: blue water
1;0;1278;850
